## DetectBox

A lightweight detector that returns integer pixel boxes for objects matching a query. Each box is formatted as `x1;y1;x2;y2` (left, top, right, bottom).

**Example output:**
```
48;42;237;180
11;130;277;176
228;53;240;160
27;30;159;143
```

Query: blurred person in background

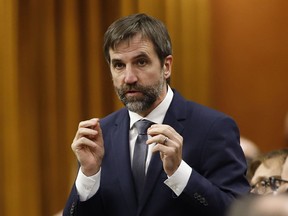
240;136;261;181
249;148;288;195
226;193;288;216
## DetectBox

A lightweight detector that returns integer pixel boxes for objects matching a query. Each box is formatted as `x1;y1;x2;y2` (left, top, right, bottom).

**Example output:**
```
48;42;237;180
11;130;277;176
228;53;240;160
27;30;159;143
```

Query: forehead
109;34;156;60
251;158;283;183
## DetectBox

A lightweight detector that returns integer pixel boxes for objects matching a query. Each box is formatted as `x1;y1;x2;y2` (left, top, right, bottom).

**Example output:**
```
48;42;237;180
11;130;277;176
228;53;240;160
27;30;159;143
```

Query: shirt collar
129;85;174;128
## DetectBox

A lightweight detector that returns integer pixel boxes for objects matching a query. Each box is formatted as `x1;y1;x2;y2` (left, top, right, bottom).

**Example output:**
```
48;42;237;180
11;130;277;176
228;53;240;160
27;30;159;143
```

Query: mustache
120;84;146;93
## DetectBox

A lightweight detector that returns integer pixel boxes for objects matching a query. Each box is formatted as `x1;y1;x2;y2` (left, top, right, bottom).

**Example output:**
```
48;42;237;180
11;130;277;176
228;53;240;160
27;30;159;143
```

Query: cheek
111;73;123;84
143;69;163;81
112;78;121;88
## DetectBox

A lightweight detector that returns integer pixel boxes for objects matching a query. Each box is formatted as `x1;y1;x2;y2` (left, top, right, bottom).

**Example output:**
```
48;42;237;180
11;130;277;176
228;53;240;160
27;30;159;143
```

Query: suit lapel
111;112;138;209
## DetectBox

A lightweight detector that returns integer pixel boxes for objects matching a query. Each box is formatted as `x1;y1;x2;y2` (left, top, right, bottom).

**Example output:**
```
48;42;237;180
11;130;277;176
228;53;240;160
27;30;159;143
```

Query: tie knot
134;119;153;135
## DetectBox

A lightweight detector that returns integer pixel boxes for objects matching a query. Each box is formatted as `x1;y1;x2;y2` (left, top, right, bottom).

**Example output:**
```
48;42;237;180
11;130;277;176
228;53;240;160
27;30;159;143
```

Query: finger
151;142;173;154
75;118;100;140
75;127;98;140
147;124;178;142
163;136;169;145
78;118;99;129
71;136;97;151
94;121;103;139
148;125;181;144
151;126;183;146
147;134;169;145
148;124;172;135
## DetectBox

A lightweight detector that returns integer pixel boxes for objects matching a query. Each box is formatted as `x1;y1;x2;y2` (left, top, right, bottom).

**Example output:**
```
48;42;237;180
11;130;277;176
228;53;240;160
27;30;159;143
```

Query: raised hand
147;124;183;176
71;118;104;176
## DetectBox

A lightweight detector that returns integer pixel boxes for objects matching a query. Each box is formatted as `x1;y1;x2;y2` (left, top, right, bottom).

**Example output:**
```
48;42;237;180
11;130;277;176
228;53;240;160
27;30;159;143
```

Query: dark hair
103;13;172;66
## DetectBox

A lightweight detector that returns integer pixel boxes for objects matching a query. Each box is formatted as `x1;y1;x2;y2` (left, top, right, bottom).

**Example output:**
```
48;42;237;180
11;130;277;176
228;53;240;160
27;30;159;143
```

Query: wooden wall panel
210;0;288;152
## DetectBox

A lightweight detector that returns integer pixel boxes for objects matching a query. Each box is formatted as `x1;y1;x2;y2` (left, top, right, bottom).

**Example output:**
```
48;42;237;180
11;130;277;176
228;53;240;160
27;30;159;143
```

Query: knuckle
171;147;177;154
78;127;86;135
78;121;84;128
79;137;87;143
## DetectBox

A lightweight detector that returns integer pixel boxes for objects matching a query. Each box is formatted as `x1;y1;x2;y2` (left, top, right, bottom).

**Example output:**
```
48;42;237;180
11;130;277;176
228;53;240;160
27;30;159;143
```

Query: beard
114;76;166;113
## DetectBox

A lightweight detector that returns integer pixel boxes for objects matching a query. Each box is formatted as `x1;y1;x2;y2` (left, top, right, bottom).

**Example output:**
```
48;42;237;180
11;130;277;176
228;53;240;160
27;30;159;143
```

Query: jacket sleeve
63;182;105;215
181;116;250;215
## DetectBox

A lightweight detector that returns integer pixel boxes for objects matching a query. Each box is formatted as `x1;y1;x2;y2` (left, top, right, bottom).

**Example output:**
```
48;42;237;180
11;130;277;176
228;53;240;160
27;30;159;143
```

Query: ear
163;55;173;79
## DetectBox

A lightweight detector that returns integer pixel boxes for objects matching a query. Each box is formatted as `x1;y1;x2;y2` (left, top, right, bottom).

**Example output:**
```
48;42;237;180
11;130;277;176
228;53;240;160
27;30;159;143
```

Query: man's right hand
71;118;104;176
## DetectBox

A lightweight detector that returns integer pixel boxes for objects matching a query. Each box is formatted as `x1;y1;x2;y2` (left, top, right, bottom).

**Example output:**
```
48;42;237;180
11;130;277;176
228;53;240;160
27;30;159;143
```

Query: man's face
109;34;172;116
250;157;283;194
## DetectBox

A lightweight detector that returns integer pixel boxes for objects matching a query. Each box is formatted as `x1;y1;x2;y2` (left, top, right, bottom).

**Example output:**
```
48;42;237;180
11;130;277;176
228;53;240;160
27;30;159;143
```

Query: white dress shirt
75;86;192;201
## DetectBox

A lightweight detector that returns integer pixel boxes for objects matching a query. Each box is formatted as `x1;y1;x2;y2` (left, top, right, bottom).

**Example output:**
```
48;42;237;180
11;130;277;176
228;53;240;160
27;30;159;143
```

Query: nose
124;65;138;84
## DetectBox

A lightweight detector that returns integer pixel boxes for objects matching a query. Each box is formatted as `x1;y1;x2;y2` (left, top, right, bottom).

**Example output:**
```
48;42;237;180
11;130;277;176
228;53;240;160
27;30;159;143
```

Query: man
249;149;288;195
240;136;260;164
63;13;249;216
239;136;260;181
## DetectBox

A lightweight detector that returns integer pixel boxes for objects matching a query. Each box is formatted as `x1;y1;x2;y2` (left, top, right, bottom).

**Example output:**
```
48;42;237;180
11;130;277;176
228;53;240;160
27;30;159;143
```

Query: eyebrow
111;52;150;64
253;176;266;183
111;59;122;65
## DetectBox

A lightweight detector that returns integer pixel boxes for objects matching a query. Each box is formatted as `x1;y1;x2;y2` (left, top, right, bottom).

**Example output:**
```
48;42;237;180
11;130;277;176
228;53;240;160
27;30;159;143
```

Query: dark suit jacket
63;90;250;216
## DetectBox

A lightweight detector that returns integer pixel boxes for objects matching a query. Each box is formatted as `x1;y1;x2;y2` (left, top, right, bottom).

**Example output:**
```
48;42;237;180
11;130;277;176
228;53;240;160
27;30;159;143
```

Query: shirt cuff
164;160;192;196
75;168;101;201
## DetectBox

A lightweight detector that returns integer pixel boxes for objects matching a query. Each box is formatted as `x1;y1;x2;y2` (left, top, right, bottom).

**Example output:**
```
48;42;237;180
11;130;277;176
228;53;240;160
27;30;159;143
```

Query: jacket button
70;202;76;215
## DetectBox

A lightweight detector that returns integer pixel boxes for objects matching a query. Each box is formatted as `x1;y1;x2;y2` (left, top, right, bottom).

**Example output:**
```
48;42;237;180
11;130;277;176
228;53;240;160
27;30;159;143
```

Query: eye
274;179;282;187
259;180;268;187
113;62;125;70
137;58;148;67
